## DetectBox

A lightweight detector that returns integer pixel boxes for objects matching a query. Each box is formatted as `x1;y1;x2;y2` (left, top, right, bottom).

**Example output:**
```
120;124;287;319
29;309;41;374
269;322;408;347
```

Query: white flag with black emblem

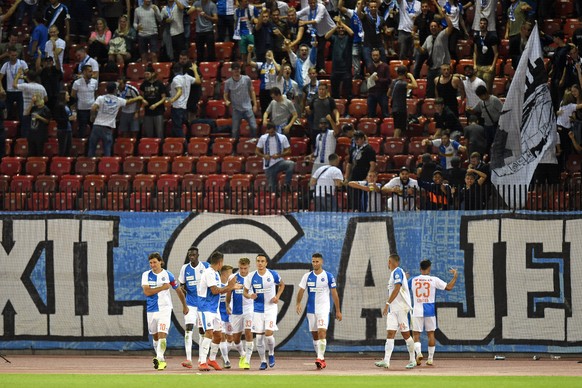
490;23;557;208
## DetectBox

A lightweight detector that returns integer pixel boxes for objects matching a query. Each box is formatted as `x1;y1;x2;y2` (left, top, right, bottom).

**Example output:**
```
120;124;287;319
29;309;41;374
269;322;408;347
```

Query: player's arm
210;276;242;295
271;280;285;303
331;288;342;321
243;286;257;300
445;268;459;290
174;286;189;314
383;283;402;316
142;283;170;296
295;286;306;314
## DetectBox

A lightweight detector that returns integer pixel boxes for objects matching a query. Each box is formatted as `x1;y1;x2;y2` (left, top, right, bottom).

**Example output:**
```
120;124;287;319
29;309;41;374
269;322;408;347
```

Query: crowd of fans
0;0;581;212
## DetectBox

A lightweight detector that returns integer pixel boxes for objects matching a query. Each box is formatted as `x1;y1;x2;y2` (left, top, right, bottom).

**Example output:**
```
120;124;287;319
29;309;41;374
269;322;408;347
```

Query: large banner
1;211;581;353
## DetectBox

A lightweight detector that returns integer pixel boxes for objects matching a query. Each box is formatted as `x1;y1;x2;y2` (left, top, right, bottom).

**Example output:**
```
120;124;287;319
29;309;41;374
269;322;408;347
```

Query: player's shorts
198;311;223;332
251;311;278;333
386;309;410;332
222;320;233;335
147;308;172;335
307;312;330;331
184;305;199;326
230;313;253;333
411;316;437;332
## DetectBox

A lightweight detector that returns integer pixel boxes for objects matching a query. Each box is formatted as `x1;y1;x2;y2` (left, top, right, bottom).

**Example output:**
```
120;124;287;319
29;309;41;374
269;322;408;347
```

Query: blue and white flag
490;23;556;208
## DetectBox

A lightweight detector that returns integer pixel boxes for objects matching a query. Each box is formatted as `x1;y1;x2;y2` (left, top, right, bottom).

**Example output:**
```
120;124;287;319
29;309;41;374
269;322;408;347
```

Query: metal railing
1;182;581;213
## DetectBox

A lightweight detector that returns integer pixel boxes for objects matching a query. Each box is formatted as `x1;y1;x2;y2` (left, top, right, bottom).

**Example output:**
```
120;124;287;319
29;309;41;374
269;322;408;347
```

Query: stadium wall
0;211;581;353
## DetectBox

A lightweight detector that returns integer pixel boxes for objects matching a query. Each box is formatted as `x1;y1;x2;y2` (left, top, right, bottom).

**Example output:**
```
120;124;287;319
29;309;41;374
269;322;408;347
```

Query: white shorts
411;316;437;332
386;309;410;332
147;309;172;335
222;320;233;335
184;306;199;326
251;311;278;333
230;313;253;333
198;311;222;332
307;312;329;331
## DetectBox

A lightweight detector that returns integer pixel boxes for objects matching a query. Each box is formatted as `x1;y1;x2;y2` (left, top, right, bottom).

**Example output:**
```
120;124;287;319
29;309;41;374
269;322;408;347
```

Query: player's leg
264;311;278;368
244;316;254;368
147;313;159;369
219;321;231;368
182;306;197;368
397;311;416;368
412;316;424;365
426;317;438;365
207;317;223;370
315;313;330;368
307;314;318;358
376;311;398;368
253;313;267;369
198;311;214;370
154;310;171;370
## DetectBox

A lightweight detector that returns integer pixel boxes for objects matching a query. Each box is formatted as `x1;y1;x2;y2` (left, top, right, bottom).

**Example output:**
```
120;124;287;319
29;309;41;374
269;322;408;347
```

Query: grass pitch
3;375;581;388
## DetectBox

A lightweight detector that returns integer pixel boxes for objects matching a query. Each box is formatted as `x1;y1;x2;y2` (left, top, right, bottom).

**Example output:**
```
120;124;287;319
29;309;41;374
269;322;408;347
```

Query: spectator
412;0;435;78
68;0;92;41
254;7;274;63
286;42;318;89
263;87;298;136
167;62;200;138
467;151;491;203
117;76;141;139
192;0;217;63
416;153;439;182
418;169;452;210
28;93;51;157
444;155;466;187
0;1;23;44
562;45;582;93
233;0;260;65
504;0;532;40
223;62;258;139
338;0;364;79
302;67;320;118
471;85;503;151
75;46;99;80
456;169;487;210
550;31;570;112
45;0;71;43
380;0;399;57
29;11;48;60
433;0;468;61
432;97;463;139
44;25;65;71
140;65;167;139
160;0;186;61
71;64;98;138
349;170;383;211
358;0;387;71
388;65;418;138
435;63;464;116
248;48;280;114
217;0;235;43
381;166;419;211
53;90;74;156
134;0;163;63
177;52;203;123
414;16;453;98
366;47;390;119
270;8;289;63
109;14;137;67
255;122;296;192
509;20;533;70
460;64;486;112
274;62;302;113
0;46;28;123
36;52;62;114
471;0;497;34
345;130;377;210
88;18;112;64
473;17;499;94
463;114;488;157
557;89;582;170
306;83;339;146
89;82;143;157
179;0;194;41
308;116;341;175
397;0;422;60
284;7;305;50
325;16;354;99
0;32;24;66
423;130;466;169
310;153;345;211
296;0;335;74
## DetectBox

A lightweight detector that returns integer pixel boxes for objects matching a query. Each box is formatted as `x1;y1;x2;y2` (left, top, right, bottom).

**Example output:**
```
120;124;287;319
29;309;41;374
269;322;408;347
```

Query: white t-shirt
410;274;447;317
383;177;419;211
256;133;291;169
77;55;99;75
313;165;343;196
171;74;196;109
17;83;47;115
388;266;412;312
463;77;486;111
0;59;29;92
72;77;99;110
44;38;66;68
557;103;578;129
93;94;127;128
398;0;421;32
313;129;337;165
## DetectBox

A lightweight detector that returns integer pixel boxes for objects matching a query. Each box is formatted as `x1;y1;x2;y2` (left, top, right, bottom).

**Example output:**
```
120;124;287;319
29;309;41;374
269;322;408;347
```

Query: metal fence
1;182;581;213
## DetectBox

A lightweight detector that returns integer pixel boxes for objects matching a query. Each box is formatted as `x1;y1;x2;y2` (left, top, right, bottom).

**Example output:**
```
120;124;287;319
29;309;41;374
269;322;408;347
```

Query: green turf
2;375;581;388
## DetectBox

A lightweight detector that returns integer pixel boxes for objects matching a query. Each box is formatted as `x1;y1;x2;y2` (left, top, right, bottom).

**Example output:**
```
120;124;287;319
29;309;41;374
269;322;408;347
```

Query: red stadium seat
133;174;157;191
172;155;195;175
191;122;212;137
59;175;83;192
14;138;29;158
138;138;161;157
357;120;379;136
71;138;87;157
50;157;73;177
221;156;244;175
162;137;185;157
412;79;426;99
98;156;123;177
380;118;395;137
107;174;132;192
152;62;172;81
147;156;171;176
236;138;257;156
199;62;220;79
113;137;136;158
206;100;227;119
348;99;368;119
83;174;107;192
188;137;210;156
244;156;264;175
383;139;405;157
126;62;146;82
34;175;58;192
10;175;34;191
123;156;146;176
1;156;25;176
74;156;98;176
212;138;235;157
196;156;220;175
205;174;229;191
